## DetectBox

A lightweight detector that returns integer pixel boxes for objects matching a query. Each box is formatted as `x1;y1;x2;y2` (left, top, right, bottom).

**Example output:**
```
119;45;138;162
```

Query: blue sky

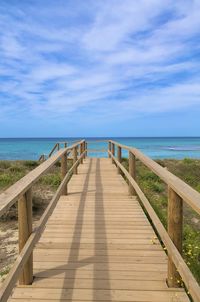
0;0;200;137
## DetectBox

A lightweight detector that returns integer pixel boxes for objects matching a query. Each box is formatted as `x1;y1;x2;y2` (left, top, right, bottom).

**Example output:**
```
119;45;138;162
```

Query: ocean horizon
1;137;200;160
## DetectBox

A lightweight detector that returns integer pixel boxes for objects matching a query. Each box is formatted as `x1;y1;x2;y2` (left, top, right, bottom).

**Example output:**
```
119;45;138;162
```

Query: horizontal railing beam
87;149;107;152
109;150;200;302
0;150;86;302
109;140;200;216
0;140;84;217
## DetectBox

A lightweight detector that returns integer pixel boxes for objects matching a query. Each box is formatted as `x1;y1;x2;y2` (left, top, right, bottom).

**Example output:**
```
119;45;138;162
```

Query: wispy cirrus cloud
0;0;200;135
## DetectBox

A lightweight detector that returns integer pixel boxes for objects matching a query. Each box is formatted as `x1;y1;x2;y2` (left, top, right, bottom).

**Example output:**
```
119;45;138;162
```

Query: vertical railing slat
61;147;68;195
108;142;111;158
111;143;115;164
73;146;78;174
18;188;33;285
117;146;122;174
129;152;136;195
167;187;183;287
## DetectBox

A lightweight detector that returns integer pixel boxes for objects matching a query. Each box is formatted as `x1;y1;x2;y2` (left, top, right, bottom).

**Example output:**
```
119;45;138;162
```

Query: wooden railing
108;140;200;302
38;141;68;161
0;140;86;302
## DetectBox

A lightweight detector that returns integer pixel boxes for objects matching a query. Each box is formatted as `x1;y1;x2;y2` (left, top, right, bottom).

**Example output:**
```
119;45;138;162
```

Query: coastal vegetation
0;158;200;285
121;157;200;284
0;159;73;281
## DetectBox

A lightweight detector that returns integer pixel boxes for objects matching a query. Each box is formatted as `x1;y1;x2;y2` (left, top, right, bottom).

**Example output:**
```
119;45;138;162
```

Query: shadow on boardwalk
36;158;111;301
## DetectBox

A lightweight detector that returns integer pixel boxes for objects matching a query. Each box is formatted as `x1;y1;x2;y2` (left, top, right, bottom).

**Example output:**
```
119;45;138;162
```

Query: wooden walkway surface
9;158;189;301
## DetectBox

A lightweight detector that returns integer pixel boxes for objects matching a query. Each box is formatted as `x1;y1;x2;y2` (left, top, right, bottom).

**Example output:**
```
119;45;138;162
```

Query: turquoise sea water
1;137;200;160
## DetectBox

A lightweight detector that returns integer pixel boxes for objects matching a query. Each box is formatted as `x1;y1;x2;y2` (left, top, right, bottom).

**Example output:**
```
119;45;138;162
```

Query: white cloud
0;0;200;125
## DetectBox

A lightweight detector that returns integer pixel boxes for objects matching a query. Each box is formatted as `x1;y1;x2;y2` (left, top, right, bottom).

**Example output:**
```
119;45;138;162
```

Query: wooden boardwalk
8;158;190;302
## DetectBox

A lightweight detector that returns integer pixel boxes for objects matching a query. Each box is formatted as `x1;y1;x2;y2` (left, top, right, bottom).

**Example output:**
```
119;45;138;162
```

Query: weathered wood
109;152;200;302
111;143;115;164
0;153;85;302
38;154;45;162
7;157;190;302
18;188;33;285
83;141;86;159
109;140;200;216
117;146;122;174
73;147;78;174
85;142;88;157
129;151;136;195
48;143;58;158
61;151;68;195
108;141;111;158
1;139;199;302
80;143;83;164
167;187;183;287
0;140;84;217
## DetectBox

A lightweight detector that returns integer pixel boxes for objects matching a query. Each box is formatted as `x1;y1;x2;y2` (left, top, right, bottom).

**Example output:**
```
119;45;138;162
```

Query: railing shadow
93;158;111;300
35;158;111;300
59;158;93;301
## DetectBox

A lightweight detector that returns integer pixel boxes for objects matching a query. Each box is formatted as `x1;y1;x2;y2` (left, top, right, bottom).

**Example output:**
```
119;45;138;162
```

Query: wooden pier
0;140;200;301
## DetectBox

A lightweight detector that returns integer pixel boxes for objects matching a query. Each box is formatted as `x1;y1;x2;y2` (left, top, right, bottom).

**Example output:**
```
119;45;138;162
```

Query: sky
0;0;200;137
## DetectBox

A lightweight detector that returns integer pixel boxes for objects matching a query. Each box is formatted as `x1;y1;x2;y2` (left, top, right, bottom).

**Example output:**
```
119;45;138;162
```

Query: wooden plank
110;153;200;302
31;278;168;290
34;268;167;281
36;242;163;250
34;248;165;257
33;255;167;264
11;288;189;301
3;157;191;302
32;262;167;271
0;150;85;302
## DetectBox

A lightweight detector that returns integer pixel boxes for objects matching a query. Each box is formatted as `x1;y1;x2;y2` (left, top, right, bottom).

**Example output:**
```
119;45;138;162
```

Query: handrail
48;143;59;157
109;140;200;215
0;149;86;302
38;141;69;161
109;150;200;302
0;140;84;217
108;140;200;302
87;149;107;152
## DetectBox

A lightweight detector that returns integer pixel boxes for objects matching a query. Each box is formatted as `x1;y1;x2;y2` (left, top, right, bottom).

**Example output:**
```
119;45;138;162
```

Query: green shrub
140;170;160;182
40;173;61;188
0;161;11;169
0;171;25;189
8;165;25;173
0;174;12;187
183;158;194;164
23;160;39;168
150;182;165;193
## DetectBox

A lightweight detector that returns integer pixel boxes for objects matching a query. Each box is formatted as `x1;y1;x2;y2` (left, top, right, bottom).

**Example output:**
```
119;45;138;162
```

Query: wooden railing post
167;187;183;287
82;142;86;159
73;146;78;174
129;151;136;195
80;143;83;164
108;142;111;158
111;143;115;164
85;142;87;157
57;143;60;151
61;149;68;195
117;146;122;174
18;188;33;285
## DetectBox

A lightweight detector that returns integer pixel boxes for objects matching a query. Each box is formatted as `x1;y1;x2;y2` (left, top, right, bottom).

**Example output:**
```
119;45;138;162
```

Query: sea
1;137;200;160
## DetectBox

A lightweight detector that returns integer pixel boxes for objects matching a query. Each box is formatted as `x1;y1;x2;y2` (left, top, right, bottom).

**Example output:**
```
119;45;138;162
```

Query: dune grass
121;157;200;284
